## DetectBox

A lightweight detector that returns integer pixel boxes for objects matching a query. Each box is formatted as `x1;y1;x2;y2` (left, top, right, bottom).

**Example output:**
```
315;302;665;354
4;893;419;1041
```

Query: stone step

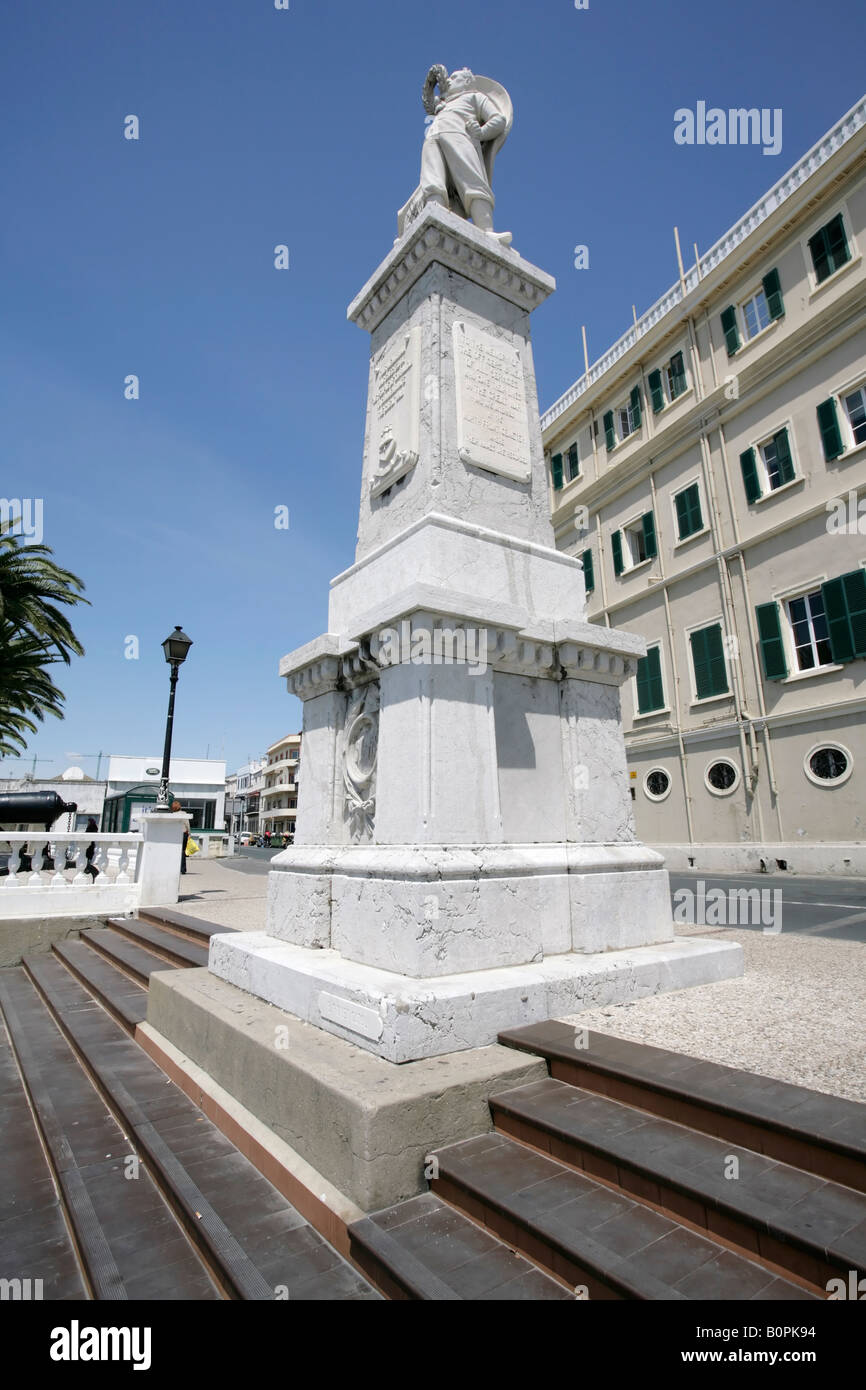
348;1191;573;1300
81;927;180;988
20;951;380;1301
106;918;209;969
498;1023;866;1194
0;966;220;1300
430;1132;819;1300
53;938;148;1034
0;1003;89;1300
134;906;238;947
491;1077;865;1290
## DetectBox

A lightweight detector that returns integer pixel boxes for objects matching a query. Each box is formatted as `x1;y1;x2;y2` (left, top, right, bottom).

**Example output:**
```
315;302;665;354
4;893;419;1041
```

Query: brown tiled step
81;927;180;987
349;1192;574;1300
22;950;379;1302
430;1133;819;1301
491;1077;864;1290
0;967;220;1301
0;1011;88;1301
105;918;208;969
134;906;238;946
52;939;147;1034
498;1023;866;1194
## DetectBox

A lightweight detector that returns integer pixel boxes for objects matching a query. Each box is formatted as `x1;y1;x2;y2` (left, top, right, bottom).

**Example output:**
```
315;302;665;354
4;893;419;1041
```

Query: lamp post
154;626;193;811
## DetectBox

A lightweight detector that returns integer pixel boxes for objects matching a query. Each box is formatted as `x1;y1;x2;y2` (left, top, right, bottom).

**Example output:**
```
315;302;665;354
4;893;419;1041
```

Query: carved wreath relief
343;684;379;841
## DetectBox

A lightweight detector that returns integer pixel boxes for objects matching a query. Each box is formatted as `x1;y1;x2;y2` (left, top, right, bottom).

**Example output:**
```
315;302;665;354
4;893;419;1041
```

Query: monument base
208;929;743;1064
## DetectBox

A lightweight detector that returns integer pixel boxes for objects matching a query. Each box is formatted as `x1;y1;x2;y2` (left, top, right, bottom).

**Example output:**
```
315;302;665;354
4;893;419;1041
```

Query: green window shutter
582;548;594;594
808;226;830;282
611;529;624;576
773;428;795;484
636;646;664;714
762;268;784;320
817;398;844;461
826;213;850;275
630;385;642;430
551;453;563;490
756;602;788;680
822;569;866;663
641;510;657;559
675;483;703;539
567;443;579;480
648;369;664;414
721;305;740;356
690;624;729;699
740;447;761;503
603;411;616;452
670;351;687;397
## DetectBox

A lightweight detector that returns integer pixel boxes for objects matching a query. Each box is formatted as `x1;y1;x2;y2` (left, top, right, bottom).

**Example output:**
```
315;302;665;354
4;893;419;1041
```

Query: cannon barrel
0;791;79;830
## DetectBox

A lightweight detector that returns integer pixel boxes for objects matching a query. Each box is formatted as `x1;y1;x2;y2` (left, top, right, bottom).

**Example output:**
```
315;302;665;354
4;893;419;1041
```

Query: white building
101;755;226;833
259;734;301;841
542;96;866;874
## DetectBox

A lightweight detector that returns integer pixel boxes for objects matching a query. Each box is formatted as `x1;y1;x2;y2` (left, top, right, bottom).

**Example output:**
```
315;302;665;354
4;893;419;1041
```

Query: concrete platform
144;967;548;1212
208;930;744;1063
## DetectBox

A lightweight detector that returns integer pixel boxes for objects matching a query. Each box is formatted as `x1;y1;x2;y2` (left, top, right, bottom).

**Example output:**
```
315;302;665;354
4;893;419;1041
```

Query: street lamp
154;626;193;811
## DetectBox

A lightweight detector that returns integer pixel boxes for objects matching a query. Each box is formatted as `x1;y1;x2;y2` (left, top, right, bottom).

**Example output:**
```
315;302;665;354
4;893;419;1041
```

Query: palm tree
0;523;88;756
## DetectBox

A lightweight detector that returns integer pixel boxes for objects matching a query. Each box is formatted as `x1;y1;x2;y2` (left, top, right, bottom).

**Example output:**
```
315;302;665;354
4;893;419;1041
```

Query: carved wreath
422;64;449;116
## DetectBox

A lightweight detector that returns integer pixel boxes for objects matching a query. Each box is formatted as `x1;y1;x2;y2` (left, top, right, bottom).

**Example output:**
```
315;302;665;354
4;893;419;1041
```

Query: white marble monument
210;70;742;1061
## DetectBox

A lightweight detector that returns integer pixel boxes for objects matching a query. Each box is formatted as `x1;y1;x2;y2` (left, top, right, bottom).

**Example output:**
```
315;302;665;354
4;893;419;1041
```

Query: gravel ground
175;854;268;931
561;927;866;1104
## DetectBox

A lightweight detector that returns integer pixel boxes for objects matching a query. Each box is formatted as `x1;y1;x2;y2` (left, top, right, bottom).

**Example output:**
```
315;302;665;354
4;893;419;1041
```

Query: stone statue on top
397;65;513;247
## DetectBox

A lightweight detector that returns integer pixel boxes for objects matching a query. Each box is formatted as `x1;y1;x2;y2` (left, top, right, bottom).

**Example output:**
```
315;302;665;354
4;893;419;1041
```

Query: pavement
175;855;866;1103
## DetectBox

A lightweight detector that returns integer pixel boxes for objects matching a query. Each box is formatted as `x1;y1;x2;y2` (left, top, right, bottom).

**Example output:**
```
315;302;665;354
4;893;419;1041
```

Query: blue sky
2;0;864;779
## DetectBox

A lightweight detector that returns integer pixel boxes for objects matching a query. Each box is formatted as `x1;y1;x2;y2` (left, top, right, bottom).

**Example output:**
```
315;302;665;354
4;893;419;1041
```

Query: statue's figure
417;65;513;247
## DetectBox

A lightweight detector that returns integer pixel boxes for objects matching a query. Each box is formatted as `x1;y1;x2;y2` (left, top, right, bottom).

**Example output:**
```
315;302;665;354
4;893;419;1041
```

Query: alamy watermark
673;880;782;933
675;103;782;157
0;498;43;544
377;620;488;675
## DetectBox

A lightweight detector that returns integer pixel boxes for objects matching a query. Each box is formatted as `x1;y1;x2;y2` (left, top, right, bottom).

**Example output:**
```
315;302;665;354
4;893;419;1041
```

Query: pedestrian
265;829;272;847
171;800;190;875
84;817;100;880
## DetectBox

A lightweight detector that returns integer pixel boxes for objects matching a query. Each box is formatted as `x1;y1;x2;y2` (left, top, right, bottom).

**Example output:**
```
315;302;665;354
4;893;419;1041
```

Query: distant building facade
542;98;866;872
228;757;266;836
259;734;301;841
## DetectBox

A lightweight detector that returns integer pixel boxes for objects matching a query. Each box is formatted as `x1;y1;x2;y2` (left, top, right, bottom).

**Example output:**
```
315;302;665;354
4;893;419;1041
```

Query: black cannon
0;790;79;830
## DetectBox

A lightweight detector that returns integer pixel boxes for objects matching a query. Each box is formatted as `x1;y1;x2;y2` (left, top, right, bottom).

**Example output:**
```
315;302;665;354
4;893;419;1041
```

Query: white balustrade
0;831;147;919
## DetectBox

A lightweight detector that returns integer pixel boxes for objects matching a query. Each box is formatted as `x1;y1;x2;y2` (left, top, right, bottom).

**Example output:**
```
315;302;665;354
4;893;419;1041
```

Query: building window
635;645;664;714
808;213;851;285
759;429;796;492
648;352;688;413
786;591;833;672
804;744;852;786
740;428;795;502
705;760;739;795
644;768;671;801
605;388;642;451
566;443;580;480
613;512;657;575
689;623;729;700
742;286;770;340
674;482;703;540
842;386;866;448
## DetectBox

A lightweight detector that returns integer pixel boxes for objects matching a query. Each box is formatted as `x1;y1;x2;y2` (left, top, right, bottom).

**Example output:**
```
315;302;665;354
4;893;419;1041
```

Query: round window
644;768;671;801
705;760;739;796
805;744;852;786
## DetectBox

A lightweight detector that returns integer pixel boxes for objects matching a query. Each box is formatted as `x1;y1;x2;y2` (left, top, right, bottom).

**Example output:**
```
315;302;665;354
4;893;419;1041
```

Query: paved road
224;851;866;940
669;871;866;940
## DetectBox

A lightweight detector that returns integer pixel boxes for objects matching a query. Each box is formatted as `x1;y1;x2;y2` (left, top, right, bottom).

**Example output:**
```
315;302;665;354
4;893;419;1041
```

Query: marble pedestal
208;204;742;1060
